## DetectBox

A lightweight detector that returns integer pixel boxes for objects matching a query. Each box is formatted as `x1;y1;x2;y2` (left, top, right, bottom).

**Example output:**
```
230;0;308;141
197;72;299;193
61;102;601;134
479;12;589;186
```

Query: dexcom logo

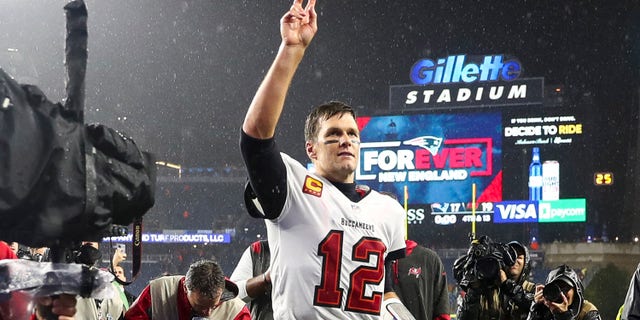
410;55;522;85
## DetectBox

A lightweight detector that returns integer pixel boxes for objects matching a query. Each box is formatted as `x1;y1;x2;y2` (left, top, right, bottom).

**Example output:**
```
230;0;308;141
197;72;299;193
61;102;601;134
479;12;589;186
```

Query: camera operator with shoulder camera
454;236;535;320
527;264;601;320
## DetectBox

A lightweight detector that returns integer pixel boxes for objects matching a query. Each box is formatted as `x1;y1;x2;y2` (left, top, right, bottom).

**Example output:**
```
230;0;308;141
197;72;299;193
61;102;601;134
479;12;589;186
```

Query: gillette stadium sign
389;54;543;110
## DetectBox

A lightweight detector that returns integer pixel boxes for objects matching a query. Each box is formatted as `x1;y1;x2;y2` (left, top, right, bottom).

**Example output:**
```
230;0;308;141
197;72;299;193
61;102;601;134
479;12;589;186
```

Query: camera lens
542;283;564;303
475;257;500;280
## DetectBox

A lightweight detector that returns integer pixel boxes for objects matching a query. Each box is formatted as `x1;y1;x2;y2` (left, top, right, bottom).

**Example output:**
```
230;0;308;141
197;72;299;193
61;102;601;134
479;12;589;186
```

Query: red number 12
313;230;386;315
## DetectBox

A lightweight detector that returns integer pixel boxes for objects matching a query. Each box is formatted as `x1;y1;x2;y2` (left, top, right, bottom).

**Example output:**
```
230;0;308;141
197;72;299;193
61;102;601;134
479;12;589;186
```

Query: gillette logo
410;55;522;85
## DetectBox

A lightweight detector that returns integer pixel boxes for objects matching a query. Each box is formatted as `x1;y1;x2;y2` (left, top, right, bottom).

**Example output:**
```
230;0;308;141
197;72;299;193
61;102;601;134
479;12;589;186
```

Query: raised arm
242;0;317;139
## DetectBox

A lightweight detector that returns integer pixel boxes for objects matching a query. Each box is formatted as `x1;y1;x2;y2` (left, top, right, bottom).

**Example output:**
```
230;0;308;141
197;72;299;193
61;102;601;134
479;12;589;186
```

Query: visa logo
493;201;538;223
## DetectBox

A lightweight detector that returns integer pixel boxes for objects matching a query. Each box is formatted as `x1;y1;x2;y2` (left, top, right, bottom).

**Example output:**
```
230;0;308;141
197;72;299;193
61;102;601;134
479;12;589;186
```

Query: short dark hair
304;101;356;142
185;259;225;299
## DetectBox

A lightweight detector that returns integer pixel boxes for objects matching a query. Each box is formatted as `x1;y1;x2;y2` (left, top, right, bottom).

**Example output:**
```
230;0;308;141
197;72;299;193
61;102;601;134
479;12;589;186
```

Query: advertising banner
500;109;588;223
355;54;592;246
357;112;503;206
103;230;232;244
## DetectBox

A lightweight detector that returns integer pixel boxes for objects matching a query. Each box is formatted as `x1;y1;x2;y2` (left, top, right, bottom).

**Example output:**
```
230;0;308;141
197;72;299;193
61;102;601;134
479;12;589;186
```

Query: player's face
187;288;222;317
307;113;360;183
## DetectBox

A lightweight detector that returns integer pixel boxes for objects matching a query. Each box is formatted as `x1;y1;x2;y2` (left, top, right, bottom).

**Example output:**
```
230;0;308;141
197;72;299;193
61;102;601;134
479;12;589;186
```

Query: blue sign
357;112;502;205
493;199;586;223
103;232;232;244
410;55;522;85
493;201;538;223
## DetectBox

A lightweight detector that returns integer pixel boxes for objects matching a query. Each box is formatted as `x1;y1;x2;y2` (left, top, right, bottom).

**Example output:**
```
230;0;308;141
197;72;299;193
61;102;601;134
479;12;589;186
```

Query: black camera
0;1;155;250
542;280;572;303
473;257;502;283
453;236;518;290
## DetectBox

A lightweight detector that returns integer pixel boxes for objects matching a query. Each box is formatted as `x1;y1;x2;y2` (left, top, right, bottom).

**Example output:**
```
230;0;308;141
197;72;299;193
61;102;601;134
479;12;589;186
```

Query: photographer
74;241;131;320
106;244;136;315
454;236;535;320
527;264;601;320
618;262;640;320
0;241;79;320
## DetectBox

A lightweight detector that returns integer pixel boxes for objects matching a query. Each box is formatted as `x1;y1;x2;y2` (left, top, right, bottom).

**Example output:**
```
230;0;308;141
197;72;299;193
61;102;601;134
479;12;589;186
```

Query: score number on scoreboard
594;172;614;186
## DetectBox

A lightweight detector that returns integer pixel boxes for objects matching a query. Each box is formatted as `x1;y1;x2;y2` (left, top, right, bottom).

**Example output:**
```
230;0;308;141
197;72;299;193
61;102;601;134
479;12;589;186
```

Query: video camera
0;0;155;251
453;235;518;291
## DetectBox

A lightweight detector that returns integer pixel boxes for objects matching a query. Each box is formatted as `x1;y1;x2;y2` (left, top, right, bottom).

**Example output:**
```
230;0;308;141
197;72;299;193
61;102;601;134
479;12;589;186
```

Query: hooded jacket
619;262;640;320
455;239;535;320
392;240;450;320
527;264;601;320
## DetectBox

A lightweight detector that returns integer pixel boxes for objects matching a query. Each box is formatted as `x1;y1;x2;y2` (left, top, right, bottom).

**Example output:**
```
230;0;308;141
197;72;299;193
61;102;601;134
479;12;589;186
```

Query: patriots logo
403;136;443;155
408;266;422;278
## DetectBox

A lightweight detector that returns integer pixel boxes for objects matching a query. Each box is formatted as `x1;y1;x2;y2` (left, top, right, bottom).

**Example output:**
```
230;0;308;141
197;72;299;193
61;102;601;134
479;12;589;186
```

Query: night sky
1;1;637;163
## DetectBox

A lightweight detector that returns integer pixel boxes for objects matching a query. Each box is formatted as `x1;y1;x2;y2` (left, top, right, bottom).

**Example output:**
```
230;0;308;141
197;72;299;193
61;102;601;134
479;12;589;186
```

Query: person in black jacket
527;264;601;320
455;237;535;320
391;239;450;320
619;262;640;320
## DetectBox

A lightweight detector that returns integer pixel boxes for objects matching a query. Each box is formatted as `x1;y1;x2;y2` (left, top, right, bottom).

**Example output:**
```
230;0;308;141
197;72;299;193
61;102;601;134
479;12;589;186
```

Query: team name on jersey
340;218;375;232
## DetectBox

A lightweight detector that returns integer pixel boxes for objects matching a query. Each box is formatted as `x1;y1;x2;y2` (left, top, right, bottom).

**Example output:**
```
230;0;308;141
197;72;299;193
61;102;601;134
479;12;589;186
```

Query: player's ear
306;140;317;160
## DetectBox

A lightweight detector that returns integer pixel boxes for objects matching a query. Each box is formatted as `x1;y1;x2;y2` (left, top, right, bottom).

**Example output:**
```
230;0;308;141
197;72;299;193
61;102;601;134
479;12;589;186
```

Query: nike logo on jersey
303;175;323;197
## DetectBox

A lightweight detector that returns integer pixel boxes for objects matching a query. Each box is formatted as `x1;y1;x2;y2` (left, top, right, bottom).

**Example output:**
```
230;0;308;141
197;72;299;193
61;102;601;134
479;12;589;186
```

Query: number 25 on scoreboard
594;172;614;186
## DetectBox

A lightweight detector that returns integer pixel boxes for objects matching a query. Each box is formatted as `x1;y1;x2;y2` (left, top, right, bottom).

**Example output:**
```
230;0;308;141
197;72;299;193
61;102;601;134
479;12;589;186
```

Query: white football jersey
265;153;406;320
